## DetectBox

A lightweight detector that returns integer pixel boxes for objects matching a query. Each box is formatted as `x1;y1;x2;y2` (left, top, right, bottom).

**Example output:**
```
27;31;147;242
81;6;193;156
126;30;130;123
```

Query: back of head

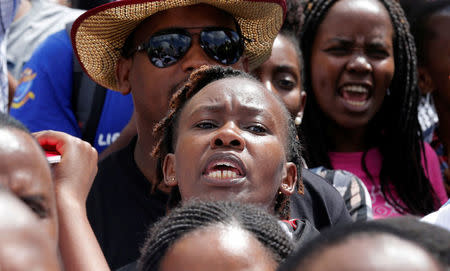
0;112;29;133
374;216;450;267
278;220;446;271
138;201;294;271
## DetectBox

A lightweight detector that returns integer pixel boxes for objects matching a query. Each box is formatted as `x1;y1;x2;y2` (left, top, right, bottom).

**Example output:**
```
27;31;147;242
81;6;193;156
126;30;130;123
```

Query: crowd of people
0;0;449;270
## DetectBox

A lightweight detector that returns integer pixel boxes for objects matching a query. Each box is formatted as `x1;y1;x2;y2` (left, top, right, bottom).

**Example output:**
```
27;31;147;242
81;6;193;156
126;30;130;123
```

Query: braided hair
138;201;294;271
152;65;304;220
298;0;439;215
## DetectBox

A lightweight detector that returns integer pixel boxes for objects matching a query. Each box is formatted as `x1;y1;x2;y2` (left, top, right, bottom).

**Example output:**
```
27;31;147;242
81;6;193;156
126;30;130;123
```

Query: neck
14;0;31;21
327;124;368;152
134;125;158;189
434;96;450;153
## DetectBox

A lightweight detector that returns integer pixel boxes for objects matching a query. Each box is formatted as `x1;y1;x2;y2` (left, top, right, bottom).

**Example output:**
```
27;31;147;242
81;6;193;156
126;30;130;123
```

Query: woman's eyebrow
366;40;391;49
188;104;225;117
326;37;353;45
239;105;269;117
189;103;273;119
274;65;298;74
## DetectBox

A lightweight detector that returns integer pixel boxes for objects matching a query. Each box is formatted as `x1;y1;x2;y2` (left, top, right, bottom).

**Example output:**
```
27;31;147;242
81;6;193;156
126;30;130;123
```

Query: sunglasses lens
200;29;243;65
148;33;191;68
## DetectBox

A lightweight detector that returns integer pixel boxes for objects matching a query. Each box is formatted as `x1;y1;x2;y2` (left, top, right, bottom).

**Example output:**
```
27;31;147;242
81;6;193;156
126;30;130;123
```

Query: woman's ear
280;162;297;195
418;67;436;94
163;153;178;187
299;91;307;113
116;57;132;95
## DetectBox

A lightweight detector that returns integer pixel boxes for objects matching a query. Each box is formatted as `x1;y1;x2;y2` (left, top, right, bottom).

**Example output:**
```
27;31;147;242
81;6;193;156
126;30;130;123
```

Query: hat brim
71;0;285;91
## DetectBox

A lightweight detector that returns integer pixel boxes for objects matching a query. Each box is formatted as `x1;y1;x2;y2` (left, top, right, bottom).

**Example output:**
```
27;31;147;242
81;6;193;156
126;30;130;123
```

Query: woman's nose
210;122;245;151
346;55;372;74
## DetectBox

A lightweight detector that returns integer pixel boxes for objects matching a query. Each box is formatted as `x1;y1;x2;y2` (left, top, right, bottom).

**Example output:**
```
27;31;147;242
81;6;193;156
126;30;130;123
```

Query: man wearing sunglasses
68;0;285;269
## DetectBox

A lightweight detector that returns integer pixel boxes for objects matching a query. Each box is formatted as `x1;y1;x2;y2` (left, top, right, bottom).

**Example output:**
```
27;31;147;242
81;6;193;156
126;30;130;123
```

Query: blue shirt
10;30;134;153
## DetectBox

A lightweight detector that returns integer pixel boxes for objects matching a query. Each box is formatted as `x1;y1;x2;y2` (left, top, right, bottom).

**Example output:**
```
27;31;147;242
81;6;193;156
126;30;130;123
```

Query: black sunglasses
128;27;245;68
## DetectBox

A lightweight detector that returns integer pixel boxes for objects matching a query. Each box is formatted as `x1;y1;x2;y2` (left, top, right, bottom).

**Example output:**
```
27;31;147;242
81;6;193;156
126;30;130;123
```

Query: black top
88;137;350;269
290;169;352;230
86;137;168;269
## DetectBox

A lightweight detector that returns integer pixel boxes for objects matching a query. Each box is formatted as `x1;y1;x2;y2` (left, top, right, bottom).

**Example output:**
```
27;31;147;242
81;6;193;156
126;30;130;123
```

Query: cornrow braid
152;65;304;220
299;0;439;215
138;201;294;271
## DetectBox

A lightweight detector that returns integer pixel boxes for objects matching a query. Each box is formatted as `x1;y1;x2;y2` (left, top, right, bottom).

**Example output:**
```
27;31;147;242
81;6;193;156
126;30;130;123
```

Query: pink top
329;143;448;219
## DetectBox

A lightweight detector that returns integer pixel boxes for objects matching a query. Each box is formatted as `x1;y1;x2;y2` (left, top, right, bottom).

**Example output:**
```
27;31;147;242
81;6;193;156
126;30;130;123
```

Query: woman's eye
21;196;49;219
366;48;389;59
325;46;349;56
274;73;296;91
195;121;217;129
246;124;267;134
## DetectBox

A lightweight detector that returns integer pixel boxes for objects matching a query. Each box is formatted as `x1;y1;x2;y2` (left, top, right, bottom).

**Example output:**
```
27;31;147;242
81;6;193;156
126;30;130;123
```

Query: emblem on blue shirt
11;68;36;109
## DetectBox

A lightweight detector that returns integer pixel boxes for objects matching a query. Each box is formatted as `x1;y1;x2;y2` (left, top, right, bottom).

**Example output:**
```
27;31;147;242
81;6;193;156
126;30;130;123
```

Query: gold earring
167;176;176;184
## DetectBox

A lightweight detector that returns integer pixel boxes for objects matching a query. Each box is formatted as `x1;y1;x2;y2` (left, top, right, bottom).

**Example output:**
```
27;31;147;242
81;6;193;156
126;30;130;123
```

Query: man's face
118;4;247;132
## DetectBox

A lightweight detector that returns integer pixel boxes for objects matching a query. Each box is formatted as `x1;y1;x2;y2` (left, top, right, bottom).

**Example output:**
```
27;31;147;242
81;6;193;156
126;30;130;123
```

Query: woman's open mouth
202;154;246;186
339;85;371;108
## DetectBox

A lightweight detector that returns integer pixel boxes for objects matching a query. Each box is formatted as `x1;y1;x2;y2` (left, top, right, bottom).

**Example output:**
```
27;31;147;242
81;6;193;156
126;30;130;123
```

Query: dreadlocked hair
298;0;439;215
152;65;304;220
138;201;294;271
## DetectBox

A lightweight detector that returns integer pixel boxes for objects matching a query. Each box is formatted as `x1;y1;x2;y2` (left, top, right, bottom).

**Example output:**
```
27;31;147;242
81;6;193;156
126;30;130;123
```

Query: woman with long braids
253;1;373;222
298;0;448;218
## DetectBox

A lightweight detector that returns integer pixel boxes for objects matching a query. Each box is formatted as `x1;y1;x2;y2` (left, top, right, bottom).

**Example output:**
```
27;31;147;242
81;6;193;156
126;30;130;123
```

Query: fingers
34;131;99;205
33;130;98;162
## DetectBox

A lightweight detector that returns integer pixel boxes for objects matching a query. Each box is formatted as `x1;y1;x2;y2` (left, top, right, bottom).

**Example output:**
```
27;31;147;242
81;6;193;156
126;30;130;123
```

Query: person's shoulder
38;30;72;51
280;219;319;249
422;200;450;231
34;1;84;20
22;30;72;70
423;141;440;160
302;168;339;194
300;168;353;227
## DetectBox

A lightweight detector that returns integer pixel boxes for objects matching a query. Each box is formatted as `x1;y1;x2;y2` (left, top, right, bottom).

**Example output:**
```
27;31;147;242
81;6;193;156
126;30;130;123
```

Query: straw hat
71;0;286;91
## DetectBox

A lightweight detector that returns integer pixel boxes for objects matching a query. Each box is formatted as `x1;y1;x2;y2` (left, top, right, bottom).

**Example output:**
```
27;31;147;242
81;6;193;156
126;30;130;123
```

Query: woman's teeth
346;100;367;106
207;170;238;179
340;85;369;106
342;85;368;93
